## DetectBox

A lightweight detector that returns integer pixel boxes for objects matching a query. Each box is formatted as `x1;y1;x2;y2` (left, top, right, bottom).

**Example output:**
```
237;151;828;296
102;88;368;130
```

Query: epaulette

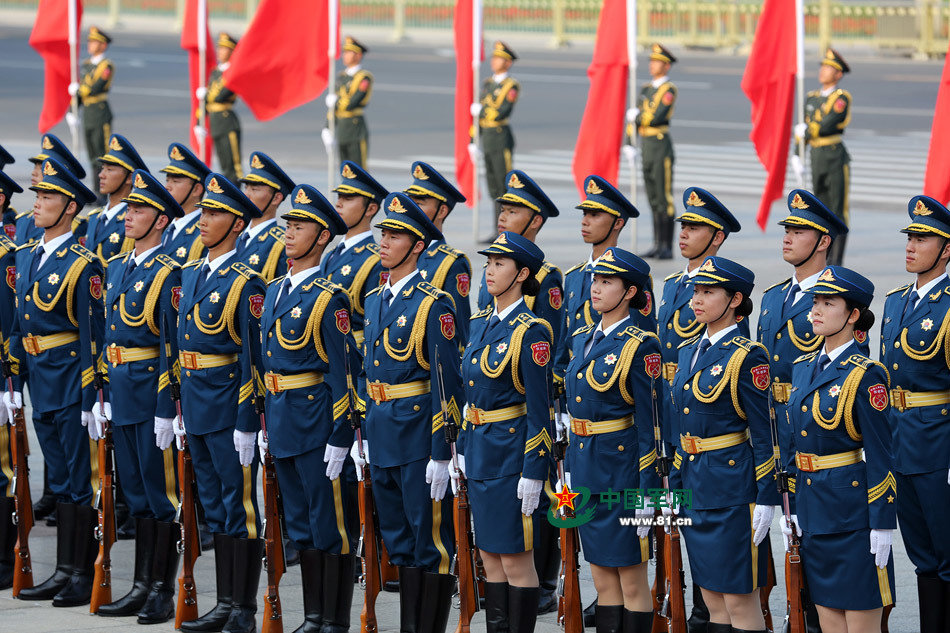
794;350;820;364
15;240;37;252
417;281;447;301
87;207;103;217
268;226;285;241
471;306;492;320
0;234;15;250
619;325;655;341
306;276;340;294
182;258;203;269
540;261;558;274
153;253;179;270
230;261;258;280
726;336;763;352
435;243;463;259
807;89;820;97
573;323;595;336
269;275;286;287
14;209;31;220
677;335;701;349
664;270;684;282
513;313;537;328
70;243;95;262
366;285;383;297
886;283;911;296
565;262;585;275
354;242;380;255
832;88;851;101
845;354;875;370
764;277;792;293
107;251;129;264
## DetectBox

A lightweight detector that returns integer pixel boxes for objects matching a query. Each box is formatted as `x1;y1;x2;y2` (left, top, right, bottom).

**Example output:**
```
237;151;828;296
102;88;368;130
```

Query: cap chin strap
142;209;162;241
105;168;131;197
826;304;856;340
792;232;827;268
297;229;324;261
592;217;618;247
497;264;527;298
920;237;950;276
390;236;422;272
51;200;73;229
603;284;631;316
263;189;279;215
711;290;738;325
517;211;539;237
346;197;372;231
174;180;199;207
207;214;239;251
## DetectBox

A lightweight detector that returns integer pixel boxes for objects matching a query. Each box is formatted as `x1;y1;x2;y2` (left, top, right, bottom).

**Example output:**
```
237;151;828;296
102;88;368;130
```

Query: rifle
256;379;284;632
649;511;667;633
434;346;479;633
89;321;115;613
776;405;806;633
1;339;33;596
551;381;582;633
650;374;686;633
344;336;380;633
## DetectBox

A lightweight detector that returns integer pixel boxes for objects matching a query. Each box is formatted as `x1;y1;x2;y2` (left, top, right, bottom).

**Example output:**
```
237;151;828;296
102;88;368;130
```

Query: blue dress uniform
404;161;473;342
362;193;462;630
0;222;18;591
261;185;356;632
84;134;149;266
881;195;950;623
322;161;389;347
177;173;266;633
788;267;896;611
669;257;780;595
10;159;105;605
159;142;211;264
95;170;185;620
237;151;293;282
758;190;866;476
18;134;89;246
564;248;661;570
477;170;564;347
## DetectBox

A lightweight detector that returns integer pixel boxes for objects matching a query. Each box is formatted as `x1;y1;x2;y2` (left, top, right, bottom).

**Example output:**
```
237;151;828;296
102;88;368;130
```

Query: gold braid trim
430;252;457;291
193;276;248;344
584;336;644;405
898;306;950;368
119;265;172;335
275;292;325;351
811;365;865;442
787;319;823;352
261;240;285;282
383;295;435;370
509;319;554;395
32;257;88;326
691;347;751;420
187;236;205;261
672;309;704;339
349;254;381;317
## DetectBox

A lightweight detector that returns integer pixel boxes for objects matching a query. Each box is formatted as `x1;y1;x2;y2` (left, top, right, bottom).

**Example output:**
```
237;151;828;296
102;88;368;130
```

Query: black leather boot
687;583;710;633
97;516;156;615
584;598;598;627
731;629;767;633
320;552;356;633
484;582;509;633
18;501;75;600
398;566;424;633
705;624;731;633
595;605;623;633
943;579;950;632
508;585;540;633
0;496;16;589
53;503;98;607
294;549;325;633
137;520;181;624
621;609;654;633
918;573;945;633
221;537;263;633
533;517;560;615
418;571;455;633
181;533;236;631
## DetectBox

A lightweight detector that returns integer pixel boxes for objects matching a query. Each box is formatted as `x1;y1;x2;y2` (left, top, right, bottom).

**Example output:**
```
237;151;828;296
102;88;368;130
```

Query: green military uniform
78;27;114;198
478;41;520;215
800;48;852;267
628;44;677;259
206;33;242;183
331;37;373;167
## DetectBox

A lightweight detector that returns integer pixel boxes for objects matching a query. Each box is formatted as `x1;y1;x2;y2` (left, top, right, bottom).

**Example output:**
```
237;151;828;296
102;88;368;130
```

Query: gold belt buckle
469;408;485;426
108;344;123;365
265;373;281;394
571;419;591;436
368;382;388;404
889;389;908;412
797;453;816;472
681;435;700;454
772;382;790;403
23;335;39;356
180;351;199;370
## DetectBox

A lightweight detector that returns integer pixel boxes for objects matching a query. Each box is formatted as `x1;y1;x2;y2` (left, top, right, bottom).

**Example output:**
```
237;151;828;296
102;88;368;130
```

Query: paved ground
0;10;940;632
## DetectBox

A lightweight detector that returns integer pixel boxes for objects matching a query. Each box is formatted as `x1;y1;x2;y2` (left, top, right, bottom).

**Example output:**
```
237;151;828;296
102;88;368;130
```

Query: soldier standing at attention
199;33;242;183
793;49;852;266
624;44;677;260
237;151;292;282
160;142;210;265
20;134;89;247
323;37;374;168
69;26;114;203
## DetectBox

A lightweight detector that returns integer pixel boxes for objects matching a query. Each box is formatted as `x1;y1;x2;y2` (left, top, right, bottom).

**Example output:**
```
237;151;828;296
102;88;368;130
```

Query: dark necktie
381;287;394;318
813;353;830;379
237;232;251;255
123;258;137;284
782;283;800;318
161;227;174;249
274;277;294;314
29;247;44;282
901;289;919;323
324;242;345;272
195;262;211;294
585;329;605;361
691;338;712;371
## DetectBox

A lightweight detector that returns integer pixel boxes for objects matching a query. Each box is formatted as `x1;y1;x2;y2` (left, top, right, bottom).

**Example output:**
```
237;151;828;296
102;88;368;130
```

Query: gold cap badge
586;179;603;195
790;194;809;210
686;191;705;207
600;249;616;262
169;145;185;160
207;177;223;194
109;136;122;151
699;259;716;273
914;199;932;216
341;164;357;179
134;173;147;189
43;161;57;176
388;197;407;213
413;164;428;180
508;173;524;189
42;136;54;150
496;233;508;244
250;154;265;169
294;189;312;205
818;268;836;282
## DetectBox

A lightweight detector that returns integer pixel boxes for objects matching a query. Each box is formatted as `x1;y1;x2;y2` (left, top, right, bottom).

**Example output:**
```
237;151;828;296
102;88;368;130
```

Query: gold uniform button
728;459;735;466
374;360;379;366
374;341;379;346
472;358;477;364
413;405;420;411
683;407;690;414
851;481;859;487
509;427;516;434
113;304;118;310
801;430;807;436
892;363;899;370
24;314;29;320
576;372;582;379
308;395;314;401
229;373;234;379
776;333;782;339
111;324;116;330
617;445;624;451
575;396;582;402
70;351;76;357
397;338;402;343
684;384;689;390
689;455;695;461
666;342;672;349
579;442;584;449
184;333;190;340
942;409;948;416
186;314;192;320
666;323;672;330
773;354;779;361
801;406;807;412
147;366;154;372
267;351;272;357
894;342;900;349
186;371;191;377
24;296;30;302
468;380;474;387
268;332;273;338
806;478;811;485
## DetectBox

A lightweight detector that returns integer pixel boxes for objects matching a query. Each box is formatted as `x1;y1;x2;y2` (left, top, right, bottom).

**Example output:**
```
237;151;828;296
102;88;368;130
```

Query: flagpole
795;0;806;186
327;0;338;191
197;0;208;161
626;0;638;251
471;0;482;244
67;0;80;155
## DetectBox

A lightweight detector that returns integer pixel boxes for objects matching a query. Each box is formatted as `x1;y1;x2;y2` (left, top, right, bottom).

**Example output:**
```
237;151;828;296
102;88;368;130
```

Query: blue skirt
469;474;552;554
801;529;895;611
680;503;769;594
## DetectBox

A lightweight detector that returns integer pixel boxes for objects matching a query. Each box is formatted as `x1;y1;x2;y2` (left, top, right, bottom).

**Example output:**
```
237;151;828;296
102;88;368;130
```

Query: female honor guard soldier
174;174;266;633
93;171;184;623
457;231;554;633
669;256;780;633
564;247;661;633
784;266;895;631
257;185;357;633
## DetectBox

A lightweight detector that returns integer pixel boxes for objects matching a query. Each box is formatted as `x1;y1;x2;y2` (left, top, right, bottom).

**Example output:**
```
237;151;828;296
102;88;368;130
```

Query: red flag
454;0;479;207
30;0;82;133
924;40;950;204
223;0;337;121
571;0;629;195
741;0;797;230
181;0;215;165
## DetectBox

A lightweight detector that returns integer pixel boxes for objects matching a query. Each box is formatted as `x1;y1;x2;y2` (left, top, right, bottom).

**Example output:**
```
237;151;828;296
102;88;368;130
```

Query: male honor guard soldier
200;33;243;183
323;161;388;347
237;151;291;282
93;170;184;623
0;170;19;591
793;49;852;267
477;170;564;348
323;37;373;167
4;159;105;606
258;184;357;632
68;27;115;202
471;41;520;220
20;134;89;246
85;134;149;266
176;173;266;633
160;142;211;264
354;192;462;632
404;161;472;342
881;196;950;631
625;43;677;260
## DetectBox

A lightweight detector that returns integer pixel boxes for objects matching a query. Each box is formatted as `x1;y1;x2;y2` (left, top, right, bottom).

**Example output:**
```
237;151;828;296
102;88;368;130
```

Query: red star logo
553;486;579;512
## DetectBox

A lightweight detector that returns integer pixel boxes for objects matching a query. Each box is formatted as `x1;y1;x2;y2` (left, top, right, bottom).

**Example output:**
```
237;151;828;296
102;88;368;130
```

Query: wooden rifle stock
175;433;201;628
550;383;582;633
663;525;688;633
762;547;776;631
90;380;115;613
5;368;34;596
260;417;285;632
784;533;807;633
650;510;667;633
881;604;893;632
452;480;478;633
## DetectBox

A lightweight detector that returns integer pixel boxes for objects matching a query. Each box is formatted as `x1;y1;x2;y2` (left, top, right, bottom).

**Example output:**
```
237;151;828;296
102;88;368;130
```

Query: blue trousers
0;424;13;497
187;426;260;539
113;421;178;522
273;446;349;553
32;402;94;505
896;469;950;581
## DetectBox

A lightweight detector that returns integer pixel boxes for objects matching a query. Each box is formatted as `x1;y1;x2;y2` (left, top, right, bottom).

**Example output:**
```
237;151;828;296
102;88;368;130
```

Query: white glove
467;143;481;163
869;529;893;569
154;416;174;450
195;86;207;100
790;154;805;179
1;390;20;423
324;444;349;481
325;93;338;110
449;454;466;495
257;430;268;461
233;429;256;467
660;499;679;532
556;413;569;437
625;107;639;123
517;477;544;516
321;128;336;151
779;513;802;552
752;504;774;546
67;82;80;96
635;507;653;539
192;125;208;141
793;122;808;139
622;144;638;165
350;439;369;480
65;112;78;128
426;459;450;500
469;102;482;118
82;410;101;441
